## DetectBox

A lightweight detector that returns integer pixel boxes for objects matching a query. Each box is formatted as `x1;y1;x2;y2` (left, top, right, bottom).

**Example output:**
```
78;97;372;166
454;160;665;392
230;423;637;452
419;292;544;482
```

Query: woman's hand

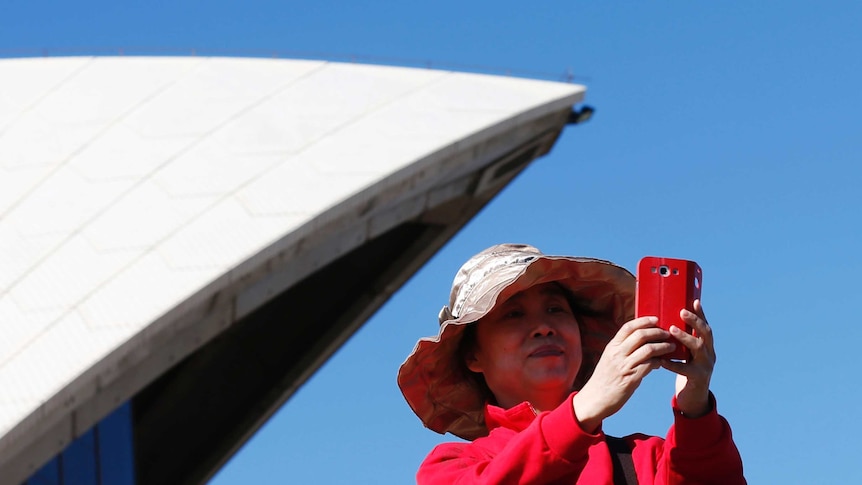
661;299;716;418
572;316;676;433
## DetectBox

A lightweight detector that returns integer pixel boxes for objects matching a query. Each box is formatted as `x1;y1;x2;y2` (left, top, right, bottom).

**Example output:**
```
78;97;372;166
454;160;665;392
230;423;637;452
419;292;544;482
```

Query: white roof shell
0;56;584;482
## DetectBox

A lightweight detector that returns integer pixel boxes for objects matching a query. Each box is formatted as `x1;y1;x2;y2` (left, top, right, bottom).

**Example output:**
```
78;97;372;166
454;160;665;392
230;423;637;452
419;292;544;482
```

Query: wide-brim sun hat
397;243;635;441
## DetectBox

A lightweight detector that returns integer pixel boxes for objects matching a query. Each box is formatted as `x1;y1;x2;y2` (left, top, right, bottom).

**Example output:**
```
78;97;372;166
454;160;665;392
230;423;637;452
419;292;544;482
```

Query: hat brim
397;255;635;441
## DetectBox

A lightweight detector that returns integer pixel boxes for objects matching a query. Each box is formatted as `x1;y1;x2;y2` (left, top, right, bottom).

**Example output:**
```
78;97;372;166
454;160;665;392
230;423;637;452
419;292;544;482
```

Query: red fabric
417;393;745;485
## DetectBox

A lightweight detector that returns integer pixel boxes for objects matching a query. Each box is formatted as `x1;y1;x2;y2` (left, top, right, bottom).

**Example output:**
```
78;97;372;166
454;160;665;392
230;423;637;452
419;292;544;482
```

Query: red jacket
417;393;745;484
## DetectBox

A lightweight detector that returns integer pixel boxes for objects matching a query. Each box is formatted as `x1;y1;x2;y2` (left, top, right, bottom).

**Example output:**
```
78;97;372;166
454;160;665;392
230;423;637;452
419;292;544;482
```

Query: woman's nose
531;320;556;338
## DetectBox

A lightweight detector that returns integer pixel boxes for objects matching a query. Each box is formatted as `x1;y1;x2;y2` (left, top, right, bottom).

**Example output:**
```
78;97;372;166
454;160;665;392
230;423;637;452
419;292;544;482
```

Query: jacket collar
484;401;538;433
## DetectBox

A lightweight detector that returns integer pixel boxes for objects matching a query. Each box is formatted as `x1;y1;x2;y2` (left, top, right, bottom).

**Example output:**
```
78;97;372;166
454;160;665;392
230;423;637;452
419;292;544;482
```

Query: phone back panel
635;257;702;361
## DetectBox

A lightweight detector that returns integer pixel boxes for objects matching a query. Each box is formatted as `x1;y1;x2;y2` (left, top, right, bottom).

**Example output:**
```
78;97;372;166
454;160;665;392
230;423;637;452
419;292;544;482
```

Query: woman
398;244;745;484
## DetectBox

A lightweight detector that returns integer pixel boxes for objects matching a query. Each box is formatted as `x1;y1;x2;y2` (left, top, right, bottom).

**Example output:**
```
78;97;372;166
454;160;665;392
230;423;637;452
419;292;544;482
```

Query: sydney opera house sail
0;56;585;484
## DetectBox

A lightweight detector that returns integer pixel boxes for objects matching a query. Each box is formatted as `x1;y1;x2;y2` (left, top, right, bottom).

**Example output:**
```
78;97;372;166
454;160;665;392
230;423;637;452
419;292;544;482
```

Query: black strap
606;436;638;485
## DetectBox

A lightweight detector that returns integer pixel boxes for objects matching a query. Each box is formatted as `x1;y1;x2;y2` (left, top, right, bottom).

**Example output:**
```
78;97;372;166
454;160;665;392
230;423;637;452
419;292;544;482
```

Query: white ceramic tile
76;252;219;331
0;312;103;436
305;114;460;176
0;164;56;216
34;57;198;125
8;235;138;313
152;142;284;198
0;57;91;132
215;63;445;156
0;115;111;175
125;57;325;138
156;197;289;270
235;154;375;217
70;124;195;182
81;180;216;252
0;228;66;292
0;297;50;365
425;71;582;113
2;167;130;238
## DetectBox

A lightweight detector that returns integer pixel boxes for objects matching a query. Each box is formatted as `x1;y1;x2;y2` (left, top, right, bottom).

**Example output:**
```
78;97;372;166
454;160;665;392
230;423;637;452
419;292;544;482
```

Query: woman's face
465;282;583;410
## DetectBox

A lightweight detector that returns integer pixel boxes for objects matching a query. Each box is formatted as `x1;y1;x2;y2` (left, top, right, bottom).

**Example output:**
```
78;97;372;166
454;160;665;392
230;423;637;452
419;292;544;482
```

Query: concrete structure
0;56;585;484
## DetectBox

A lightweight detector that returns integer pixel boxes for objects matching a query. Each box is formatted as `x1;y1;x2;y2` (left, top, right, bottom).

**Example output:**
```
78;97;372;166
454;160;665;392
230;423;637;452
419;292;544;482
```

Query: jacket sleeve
657;394;746;485
416;396;605;485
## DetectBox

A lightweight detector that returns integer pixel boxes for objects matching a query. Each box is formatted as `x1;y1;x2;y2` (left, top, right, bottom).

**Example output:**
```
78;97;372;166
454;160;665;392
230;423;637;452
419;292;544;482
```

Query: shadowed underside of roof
0;56;584;484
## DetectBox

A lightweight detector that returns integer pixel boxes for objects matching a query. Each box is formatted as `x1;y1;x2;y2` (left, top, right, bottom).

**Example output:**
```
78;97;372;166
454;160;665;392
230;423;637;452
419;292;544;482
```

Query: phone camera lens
659;265;670;276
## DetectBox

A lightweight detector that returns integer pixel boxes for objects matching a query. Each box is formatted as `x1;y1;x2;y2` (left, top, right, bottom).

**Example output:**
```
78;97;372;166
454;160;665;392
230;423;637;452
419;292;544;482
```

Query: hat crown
448;244;541;320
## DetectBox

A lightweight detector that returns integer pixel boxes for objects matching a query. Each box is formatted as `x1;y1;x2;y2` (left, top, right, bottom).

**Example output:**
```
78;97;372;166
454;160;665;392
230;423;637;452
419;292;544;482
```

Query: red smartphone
635;256;702;361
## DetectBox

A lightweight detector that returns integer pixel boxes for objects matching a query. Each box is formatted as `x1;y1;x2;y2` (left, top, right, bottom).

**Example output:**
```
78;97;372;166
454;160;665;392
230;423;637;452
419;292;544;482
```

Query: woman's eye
547;305;567;314
503;310;523;319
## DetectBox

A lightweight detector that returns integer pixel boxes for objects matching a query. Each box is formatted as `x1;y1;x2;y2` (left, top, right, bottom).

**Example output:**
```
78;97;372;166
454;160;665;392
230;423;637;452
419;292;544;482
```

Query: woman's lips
529;345;564;358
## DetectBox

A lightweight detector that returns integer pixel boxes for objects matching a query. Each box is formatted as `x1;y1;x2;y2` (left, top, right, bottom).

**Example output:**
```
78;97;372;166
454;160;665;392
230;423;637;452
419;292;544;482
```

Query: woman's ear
464;350;483;374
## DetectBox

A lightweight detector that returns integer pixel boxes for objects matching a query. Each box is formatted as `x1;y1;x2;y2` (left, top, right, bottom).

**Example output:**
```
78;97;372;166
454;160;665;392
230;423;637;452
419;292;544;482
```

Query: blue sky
4;2;862;483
